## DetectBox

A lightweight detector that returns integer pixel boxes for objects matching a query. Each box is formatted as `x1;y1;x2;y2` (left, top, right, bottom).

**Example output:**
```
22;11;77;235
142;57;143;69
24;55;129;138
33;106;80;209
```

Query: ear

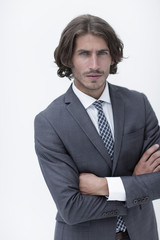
111;60;114;65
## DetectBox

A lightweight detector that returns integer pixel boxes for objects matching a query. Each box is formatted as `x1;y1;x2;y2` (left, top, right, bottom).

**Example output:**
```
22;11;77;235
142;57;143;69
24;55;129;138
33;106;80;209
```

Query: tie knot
93;100;103;111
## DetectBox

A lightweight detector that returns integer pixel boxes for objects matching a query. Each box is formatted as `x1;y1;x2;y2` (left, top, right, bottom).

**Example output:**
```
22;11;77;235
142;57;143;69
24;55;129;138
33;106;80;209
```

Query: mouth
86;74;103;81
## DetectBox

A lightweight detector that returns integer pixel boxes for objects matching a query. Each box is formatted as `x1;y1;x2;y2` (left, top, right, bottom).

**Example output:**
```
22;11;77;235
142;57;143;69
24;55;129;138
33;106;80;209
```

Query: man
34;14;160;240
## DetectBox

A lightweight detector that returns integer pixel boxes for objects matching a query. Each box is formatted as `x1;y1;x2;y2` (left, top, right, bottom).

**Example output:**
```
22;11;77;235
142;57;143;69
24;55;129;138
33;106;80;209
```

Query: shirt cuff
106;177;126;201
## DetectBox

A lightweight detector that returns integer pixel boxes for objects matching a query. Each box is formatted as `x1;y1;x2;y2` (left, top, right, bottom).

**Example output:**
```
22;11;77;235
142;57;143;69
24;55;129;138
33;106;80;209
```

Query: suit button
114;210;118;215
145;196;149;201
106;212;111;216
102;212;107;217
133;199;138;204
141;197;145;202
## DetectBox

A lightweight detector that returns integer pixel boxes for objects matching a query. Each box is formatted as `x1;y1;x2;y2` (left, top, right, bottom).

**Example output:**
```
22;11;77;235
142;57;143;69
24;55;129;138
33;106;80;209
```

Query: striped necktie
93;100;127;233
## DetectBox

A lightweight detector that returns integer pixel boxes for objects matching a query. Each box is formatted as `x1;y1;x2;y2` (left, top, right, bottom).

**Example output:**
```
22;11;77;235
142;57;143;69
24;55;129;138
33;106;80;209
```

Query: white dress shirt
72;81;126;201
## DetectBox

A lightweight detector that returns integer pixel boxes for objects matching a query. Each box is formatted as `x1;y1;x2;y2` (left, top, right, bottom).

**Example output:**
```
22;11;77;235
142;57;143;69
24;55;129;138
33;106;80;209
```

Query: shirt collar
72;81;111;110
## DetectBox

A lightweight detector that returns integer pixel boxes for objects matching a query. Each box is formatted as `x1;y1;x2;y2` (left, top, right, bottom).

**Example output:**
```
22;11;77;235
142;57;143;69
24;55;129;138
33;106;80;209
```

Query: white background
0;0;160;239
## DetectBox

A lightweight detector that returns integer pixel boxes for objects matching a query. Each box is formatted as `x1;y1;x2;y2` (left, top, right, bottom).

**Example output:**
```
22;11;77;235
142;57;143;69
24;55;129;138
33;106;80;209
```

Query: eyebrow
76;48;110;53
98;49;110;52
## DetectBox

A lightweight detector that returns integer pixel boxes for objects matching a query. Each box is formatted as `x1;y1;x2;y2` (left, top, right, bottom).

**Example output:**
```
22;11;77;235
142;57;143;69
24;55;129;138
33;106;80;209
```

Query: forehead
74;34;109;50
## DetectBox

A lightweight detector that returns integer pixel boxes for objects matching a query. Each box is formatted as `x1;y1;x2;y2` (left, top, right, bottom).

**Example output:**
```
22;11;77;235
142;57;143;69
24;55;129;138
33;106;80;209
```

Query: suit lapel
64;85;112;170
109;84;125;175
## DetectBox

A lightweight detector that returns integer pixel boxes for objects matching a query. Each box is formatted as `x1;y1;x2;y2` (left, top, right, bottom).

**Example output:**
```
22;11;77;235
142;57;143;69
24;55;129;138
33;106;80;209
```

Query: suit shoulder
110;83;145;99
35;93;66;123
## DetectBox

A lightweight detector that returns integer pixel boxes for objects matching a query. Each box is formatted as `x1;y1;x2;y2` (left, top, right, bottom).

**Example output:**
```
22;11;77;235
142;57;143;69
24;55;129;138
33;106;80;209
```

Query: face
72;34;113;99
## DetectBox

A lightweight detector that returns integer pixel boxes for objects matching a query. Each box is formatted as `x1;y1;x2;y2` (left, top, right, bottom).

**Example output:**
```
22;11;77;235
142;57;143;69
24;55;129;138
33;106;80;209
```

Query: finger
79;173;87;177
151;157;160;170
141;144;159;162
153;164;160;173
148;151;160;165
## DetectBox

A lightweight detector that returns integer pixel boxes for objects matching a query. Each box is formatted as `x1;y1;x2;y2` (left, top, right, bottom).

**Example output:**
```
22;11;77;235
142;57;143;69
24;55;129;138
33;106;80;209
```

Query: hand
79;173;109;196
133;144;160;175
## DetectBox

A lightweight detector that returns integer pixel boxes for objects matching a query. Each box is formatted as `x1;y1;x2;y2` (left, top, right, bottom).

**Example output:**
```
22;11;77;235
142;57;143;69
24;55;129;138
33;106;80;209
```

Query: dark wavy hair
54;14;124;80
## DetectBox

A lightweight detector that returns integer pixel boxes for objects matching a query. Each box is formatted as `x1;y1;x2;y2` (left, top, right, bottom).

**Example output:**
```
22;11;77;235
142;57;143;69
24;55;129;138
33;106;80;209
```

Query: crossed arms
35;113;160;225
79;144;160;196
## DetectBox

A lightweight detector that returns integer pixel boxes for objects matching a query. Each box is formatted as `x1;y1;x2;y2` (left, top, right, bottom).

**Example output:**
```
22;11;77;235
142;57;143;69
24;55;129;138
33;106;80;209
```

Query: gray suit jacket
34;83;160;240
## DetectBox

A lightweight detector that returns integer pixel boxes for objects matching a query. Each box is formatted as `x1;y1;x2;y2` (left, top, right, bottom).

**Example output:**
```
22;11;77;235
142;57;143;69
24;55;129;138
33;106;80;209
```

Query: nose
89;55;99;70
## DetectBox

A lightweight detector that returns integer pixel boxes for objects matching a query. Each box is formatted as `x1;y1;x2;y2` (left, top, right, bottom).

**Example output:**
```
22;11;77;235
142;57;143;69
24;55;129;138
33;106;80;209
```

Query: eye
78;51;90;56
98;50;109;55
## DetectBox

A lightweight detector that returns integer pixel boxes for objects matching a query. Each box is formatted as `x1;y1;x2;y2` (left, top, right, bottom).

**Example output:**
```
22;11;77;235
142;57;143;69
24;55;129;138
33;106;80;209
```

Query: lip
86;74;102;80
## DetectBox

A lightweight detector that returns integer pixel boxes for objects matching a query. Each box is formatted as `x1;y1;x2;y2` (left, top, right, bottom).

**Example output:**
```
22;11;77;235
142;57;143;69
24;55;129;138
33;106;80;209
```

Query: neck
73;81;106;99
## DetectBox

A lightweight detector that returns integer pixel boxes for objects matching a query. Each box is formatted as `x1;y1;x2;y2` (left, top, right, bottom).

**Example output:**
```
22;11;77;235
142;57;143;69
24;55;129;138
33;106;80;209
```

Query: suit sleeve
121;94;160;208
34;112;127;225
